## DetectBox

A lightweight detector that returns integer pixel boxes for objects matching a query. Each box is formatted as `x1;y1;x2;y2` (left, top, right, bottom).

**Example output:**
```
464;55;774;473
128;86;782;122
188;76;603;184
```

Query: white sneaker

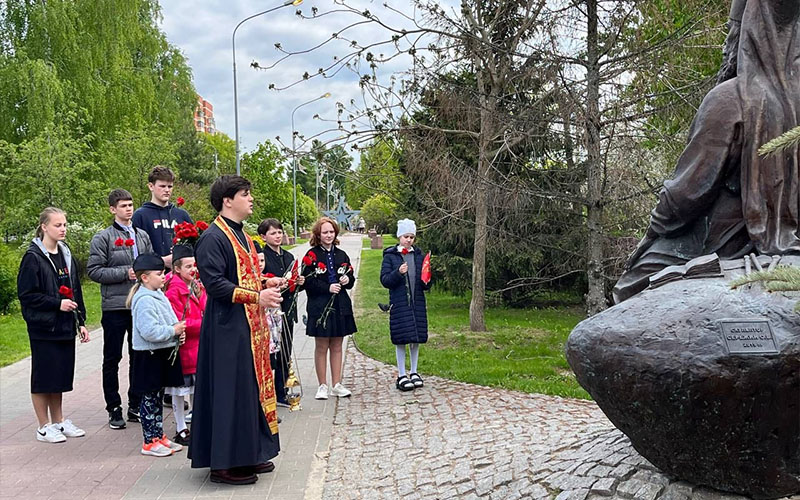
141;439;173;457
36;424;66;443
160;435;183;452
57;419;85;438
315;384;329;400
330;383;352;398
185;410;192;423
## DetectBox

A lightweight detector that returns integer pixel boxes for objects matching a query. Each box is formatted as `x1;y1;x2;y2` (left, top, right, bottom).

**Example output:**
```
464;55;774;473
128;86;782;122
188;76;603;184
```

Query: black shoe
396;375;415;392
108;407;126;429
127;408;140;423
163;394;173;406
210;469;258;485
173;429;190;446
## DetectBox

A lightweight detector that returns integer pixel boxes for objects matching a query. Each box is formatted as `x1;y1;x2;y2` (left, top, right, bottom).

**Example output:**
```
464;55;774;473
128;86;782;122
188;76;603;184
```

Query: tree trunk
584;0;607;316
469;97;493;332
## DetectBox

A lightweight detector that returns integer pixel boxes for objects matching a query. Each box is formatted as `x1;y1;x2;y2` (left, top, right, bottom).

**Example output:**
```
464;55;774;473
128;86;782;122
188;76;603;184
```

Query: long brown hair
36;207;66;240
309;217;340;247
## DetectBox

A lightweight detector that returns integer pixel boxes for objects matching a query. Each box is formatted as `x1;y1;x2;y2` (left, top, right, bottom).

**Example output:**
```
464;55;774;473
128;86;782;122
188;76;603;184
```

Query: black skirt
30;338;75;393
305;310;357;338
131;347;185;394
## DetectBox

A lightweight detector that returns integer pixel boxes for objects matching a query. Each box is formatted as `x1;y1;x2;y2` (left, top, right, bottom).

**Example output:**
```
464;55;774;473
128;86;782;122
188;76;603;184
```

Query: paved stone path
321;343;799;500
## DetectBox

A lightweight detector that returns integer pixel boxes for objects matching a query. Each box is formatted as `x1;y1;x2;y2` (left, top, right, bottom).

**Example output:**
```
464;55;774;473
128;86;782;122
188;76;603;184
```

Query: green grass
352;248;590;399
282;237;308;251
362;234;399;248
0;280;102;367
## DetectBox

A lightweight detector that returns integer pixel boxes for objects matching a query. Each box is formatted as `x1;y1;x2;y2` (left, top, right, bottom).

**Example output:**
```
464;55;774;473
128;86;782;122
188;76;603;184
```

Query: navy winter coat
380;246;430;345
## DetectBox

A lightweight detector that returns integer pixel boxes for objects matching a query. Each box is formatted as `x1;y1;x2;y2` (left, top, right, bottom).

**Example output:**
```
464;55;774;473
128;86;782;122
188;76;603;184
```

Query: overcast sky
158;0;425;163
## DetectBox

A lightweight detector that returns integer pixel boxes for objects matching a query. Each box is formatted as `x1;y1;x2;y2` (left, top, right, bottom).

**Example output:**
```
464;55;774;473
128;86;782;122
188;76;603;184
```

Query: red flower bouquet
172;221;208;246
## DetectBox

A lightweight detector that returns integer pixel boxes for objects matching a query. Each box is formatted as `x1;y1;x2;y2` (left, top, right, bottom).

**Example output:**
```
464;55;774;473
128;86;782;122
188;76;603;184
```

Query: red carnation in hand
196;220;209;231
114;238;124;247
302;254;313;266
177;196;185;206
124;238;135;247
318;262;327;271
401;248;410;255
265;273;276;278
59;286;74;300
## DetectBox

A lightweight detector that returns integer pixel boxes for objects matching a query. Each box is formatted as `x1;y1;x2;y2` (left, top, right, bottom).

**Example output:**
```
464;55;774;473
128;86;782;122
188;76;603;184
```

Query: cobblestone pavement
322;344;799;500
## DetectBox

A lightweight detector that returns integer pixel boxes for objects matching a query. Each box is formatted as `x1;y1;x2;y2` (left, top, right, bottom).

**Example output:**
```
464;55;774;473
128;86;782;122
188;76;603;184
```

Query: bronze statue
614;0;800;303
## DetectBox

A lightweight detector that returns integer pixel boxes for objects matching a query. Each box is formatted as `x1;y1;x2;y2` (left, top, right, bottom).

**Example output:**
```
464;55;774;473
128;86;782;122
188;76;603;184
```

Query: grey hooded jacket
87;222;153;310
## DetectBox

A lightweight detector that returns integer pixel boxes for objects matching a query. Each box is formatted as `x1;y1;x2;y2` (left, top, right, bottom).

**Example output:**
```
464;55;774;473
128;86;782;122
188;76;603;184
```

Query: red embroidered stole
213;217;278;435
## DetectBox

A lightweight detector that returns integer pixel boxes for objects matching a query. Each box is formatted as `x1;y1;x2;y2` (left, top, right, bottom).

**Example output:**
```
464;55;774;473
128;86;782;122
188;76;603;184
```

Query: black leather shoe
210;469;258;485
253;461;275;474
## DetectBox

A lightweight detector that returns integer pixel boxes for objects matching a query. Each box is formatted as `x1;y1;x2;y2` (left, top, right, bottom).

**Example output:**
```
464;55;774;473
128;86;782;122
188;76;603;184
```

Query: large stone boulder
566;276;800;499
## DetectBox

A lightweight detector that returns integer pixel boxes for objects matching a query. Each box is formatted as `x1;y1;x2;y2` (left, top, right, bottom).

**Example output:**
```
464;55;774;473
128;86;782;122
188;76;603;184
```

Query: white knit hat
396;218;416;237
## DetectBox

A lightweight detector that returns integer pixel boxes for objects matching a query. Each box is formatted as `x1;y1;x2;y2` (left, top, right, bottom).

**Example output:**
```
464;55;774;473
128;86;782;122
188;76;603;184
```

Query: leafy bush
360;194;400;234
0;244;21;314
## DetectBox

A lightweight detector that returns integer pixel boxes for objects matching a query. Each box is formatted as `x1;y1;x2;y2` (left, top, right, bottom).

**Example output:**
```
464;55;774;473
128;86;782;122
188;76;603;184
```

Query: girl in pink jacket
164;244;206;446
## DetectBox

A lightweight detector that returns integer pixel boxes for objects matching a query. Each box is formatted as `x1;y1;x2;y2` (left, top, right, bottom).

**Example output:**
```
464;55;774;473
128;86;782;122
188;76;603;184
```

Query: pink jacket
165;274;206;375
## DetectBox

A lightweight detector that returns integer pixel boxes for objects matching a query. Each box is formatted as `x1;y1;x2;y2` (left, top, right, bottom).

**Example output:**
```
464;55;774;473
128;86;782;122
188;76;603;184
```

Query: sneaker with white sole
185;410;192;423
160;435;183;452
330;383;352;398
36;424;66;443
57;419;85;438
141;438;173;457
315;384;329;400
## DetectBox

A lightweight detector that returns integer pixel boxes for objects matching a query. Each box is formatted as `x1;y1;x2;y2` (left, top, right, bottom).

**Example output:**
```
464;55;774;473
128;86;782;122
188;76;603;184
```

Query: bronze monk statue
613;0;800;303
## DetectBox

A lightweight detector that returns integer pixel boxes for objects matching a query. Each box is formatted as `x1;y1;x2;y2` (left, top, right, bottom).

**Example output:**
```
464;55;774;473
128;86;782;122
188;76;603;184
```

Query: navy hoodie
132;201;193;257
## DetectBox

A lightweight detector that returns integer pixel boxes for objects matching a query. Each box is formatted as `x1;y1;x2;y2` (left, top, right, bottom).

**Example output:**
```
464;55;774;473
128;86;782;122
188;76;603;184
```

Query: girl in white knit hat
379;219;432;391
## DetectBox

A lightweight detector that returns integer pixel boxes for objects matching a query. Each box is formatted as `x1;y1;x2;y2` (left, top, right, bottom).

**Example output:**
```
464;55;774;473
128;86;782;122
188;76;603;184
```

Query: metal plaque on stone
718;319;779;355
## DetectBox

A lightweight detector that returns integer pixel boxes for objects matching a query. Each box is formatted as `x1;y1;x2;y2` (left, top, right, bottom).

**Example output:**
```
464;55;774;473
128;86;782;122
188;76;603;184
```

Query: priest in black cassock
189;175;284;485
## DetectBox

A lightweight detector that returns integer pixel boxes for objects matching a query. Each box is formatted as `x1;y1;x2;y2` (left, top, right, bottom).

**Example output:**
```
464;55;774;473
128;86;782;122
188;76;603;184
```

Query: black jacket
380;246;430;345
132;201;192;257
303;245;356;321
263;245;303;323
17;240;87;340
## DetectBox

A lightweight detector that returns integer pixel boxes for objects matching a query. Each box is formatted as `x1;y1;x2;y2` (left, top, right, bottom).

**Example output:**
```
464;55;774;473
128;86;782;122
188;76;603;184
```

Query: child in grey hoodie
127;253;186;457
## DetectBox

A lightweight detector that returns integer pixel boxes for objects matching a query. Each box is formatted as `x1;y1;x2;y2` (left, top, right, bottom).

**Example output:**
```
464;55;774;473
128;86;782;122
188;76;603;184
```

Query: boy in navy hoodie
132;166;193;269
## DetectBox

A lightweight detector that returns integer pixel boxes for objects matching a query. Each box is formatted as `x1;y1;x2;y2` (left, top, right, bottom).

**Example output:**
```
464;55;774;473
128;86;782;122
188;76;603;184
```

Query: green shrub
0;244;21;314
360;194;399;234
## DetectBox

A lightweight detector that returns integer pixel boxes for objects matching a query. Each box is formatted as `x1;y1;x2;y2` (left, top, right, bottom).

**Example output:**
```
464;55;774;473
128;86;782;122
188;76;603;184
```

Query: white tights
395;343;420;376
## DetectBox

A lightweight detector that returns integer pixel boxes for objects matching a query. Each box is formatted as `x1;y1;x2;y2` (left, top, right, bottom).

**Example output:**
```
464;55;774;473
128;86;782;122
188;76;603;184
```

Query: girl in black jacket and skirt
304;217;356;400
17;208;90;443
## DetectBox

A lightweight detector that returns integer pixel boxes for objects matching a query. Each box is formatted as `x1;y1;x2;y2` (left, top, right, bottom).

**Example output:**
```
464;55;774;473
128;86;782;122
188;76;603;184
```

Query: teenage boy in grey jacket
87;189;153;430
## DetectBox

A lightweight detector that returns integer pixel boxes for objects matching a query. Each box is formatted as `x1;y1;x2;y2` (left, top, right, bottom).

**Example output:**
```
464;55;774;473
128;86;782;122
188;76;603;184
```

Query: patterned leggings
139;392;164;444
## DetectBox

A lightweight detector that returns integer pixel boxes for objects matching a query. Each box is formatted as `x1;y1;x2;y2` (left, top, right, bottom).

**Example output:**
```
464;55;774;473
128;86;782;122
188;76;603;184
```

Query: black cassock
189;219;280;470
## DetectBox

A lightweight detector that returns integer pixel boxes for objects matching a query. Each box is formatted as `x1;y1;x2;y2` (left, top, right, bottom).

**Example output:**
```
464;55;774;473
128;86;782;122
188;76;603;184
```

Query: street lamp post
291;92;331;241
232;0;302;175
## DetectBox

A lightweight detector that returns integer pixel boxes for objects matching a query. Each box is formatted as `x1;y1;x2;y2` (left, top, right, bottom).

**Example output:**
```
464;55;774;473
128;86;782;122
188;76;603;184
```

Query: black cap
133;253;165;272
172;244;194;263
254;240;263;253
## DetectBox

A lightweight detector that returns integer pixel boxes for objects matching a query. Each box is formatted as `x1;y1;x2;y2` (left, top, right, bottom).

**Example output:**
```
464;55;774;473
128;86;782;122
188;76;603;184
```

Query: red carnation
172;237;179;244
125;238;135;247
302;255;313;266
177;197;185;206
306;252;317;262
196;221;209;231
401;248;409;255
318;262;327;271
59;286;74;300
265;273;276;278
114;238;124;247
